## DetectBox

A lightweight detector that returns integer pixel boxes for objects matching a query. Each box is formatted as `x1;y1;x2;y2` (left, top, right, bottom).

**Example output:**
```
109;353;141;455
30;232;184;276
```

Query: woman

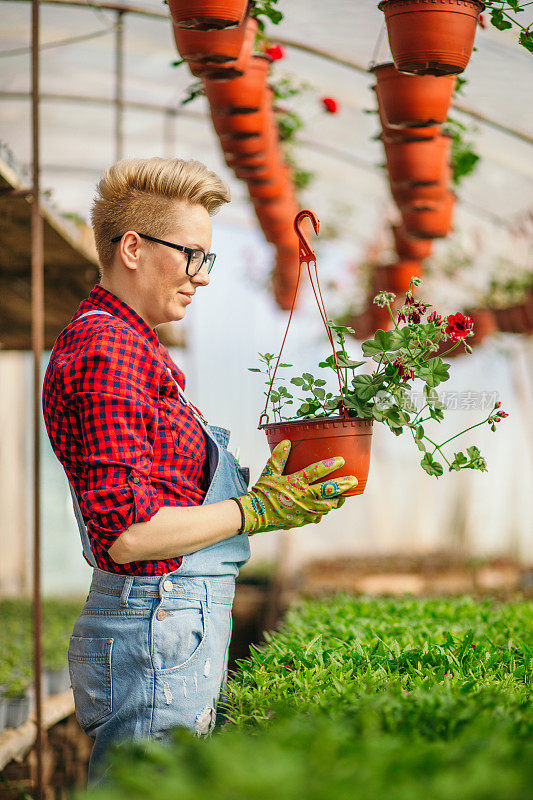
42;157;357;785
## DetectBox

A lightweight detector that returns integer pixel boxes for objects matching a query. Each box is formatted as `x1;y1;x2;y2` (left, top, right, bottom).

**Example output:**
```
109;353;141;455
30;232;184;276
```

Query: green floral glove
234;439;358;535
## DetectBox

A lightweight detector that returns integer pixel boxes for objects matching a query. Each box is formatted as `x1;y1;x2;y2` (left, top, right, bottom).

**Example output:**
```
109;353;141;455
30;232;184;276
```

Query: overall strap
165;367;209;427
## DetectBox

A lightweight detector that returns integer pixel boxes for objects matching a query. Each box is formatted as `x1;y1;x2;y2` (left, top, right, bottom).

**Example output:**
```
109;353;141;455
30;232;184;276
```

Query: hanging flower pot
371;260;423;295
248;165;291;200
465;307;497;345
226;151;271;169
384;134;451;185
184;16;257;80
212;89;272;137
378;0;485;76
390;163;451;205
262;416;374;495
392;224;433;259
272;267;300;311
493;304;533;334
221;126;274;156
204;54;271;114
371;62;456;128
255;199;300;227
168;0;248;31
401;192;456;238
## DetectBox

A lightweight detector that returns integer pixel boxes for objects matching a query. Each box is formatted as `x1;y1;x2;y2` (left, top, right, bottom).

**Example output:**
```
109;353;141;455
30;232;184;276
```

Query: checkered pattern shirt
42;284;209;575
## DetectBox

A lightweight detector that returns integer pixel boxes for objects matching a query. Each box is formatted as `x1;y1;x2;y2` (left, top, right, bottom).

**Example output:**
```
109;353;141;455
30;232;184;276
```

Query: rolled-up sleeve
66;326;161;552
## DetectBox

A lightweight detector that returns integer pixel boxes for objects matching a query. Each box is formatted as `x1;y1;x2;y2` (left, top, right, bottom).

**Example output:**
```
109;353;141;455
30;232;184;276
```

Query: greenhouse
0;0;531;797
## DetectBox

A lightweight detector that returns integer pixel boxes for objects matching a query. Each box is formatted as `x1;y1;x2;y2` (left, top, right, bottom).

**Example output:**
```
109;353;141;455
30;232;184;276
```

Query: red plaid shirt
42;284;209;575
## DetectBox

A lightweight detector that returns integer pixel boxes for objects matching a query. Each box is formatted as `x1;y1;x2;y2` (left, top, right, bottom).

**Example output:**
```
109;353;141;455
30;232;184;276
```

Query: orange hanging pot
371;62;456;128
204;54;271;114
384;134;451;185
259;210;374;496
392;224;433;259
168;0;248;31
248;165;291;200
185;16;257;80
255;201;300;227
212;89;273;137
378;0;485;76
401;192;456;238
371;260;423;295
390;163;451;205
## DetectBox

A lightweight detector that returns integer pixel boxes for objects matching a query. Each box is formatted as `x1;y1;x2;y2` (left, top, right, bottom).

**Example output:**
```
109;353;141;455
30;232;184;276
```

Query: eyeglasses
111;232;216;277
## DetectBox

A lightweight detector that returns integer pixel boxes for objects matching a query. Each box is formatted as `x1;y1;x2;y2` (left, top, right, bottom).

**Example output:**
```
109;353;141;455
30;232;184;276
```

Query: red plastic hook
294;209;320;265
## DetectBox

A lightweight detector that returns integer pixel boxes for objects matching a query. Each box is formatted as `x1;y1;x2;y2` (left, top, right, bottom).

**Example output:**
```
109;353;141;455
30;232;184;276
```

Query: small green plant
443;117;480;186
249;279;509;477
481;1;533;52
250;0;284;32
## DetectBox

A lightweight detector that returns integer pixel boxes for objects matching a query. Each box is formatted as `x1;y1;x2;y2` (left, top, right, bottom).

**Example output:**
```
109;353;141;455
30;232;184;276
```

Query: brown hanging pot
378;0;485;76
392;224;433;259
465;308;497;345
258;210;374;496
204;54;271;114
212;89;273;138
168;0;248;31
401;191;456;238
371;62;456;127
384;134;451;185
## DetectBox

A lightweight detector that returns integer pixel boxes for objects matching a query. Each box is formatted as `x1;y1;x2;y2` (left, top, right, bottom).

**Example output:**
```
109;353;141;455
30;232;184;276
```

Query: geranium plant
250;278;508;477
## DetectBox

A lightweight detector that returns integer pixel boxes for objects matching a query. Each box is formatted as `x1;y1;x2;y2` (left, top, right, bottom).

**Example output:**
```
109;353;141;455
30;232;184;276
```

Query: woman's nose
192;264;210;286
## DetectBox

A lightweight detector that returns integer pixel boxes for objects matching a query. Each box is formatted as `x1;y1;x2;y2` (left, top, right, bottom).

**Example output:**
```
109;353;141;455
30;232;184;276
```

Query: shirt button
156;609;167;621
163;579;173;592
131;476;140;485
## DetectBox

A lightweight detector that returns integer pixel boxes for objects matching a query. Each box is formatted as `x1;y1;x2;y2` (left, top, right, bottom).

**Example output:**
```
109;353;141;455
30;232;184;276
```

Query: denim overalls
64;310;251;784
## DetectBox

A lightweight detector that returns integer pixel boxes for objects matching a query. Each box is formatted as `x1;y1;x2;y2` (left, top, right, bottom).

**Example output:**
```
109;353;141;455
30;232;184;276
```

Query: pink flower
478;12;486;28
497;410;509;418
264;44;284;61
321;96;339;114
393;359;414;383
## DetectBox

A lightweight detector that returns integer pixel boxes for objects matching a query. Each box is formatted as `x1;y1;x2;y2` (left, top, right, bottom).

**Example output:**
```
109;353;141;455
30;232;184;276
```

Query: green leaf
519;30;533;53
336;355;366;369
248;368;261;373
415;425;424;440
418;358;450;388
302;373;314;383
279;362;293;368
420;453;444;477
327;321;355;335
291;377;305;386
490;9;512;29
361;329;396;357
351;374;383;401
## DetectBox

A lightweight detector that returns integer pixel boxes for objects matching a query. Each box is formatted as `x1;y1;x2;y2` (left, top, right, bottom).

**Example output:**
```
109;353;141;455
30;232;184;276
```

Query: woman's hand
234;440;358;535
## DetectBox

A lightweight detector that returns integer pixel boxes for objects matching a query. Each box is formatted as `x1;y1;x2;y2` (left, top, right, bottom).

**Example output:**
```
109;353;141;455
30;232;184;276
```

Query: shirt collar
83;284;160;349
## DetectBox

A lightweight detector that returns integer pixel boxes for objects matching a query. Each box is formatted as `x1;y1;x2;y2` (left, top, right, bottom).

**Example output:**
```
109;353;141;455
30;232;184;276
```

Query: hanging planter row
169;0;301;311
372;62;458;247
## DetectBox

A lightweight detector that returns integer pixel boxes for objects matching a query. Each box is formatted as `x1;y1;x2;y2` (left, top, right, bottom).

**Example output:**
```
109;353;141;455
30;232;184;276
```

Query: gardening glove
232;439;358;535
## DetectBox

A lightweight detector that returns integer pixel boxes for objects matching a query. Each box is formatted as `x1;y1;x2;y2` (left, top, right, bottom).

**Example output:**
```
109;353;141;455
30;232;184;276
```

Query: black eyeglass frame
110;232;216;276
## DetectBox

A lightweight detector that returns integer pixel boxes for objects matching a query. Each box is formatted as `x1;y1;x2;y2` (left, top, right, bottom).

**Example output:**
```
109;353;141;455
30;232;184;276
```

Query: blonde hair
91;157;231;270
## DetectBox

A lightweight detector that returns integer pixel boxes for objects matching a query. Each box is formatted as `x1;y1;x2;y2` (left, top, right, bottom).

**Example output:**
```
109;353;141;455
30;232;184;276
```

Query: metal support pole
31;0;45;798
115;9;124;161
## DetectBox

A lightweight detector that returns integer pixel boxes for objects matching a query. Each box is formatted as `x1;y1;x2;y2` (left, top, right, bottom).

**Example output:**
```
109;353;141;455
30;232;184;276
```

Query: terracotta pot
274;229;299;251
261;416;374;496
401;192;455;238
390;163;451;205
380;125;439;143
465;307;497;345
226;151;271;169
221;125;276;156
185;16;257;79
493;304;533;334
378;0;484;76
255;200;300;228
169;0;248;31
272;267;300;310
371;260;423;294
248;165;291;200
212;89;272;137
371;62;456;128
392;224;433;259
384;135;451;185
205;54;271;114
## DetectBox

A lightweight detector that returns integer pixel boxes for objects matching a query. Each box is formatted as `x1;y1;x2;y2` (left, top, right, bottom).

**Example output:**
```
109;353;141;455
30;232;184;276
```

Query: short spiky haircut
91;157;231;272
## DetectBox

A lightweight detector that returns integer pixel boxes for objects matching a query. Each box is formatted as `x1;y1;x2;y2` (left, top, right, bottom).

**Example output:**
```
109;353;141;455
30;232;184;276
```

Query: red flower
478;12;486;28
497;410;509;418
444;312;474;340
428;311;443;325
264;44;284;61
495;401;501;408
393;359;414;383
321;96;339;114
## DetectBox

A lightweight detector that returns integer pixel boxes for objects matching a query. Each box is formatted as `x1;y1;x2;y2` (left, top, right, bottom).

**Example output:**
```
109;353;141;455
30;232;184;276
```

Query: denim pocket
151;599;208;673
68;636;113;731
